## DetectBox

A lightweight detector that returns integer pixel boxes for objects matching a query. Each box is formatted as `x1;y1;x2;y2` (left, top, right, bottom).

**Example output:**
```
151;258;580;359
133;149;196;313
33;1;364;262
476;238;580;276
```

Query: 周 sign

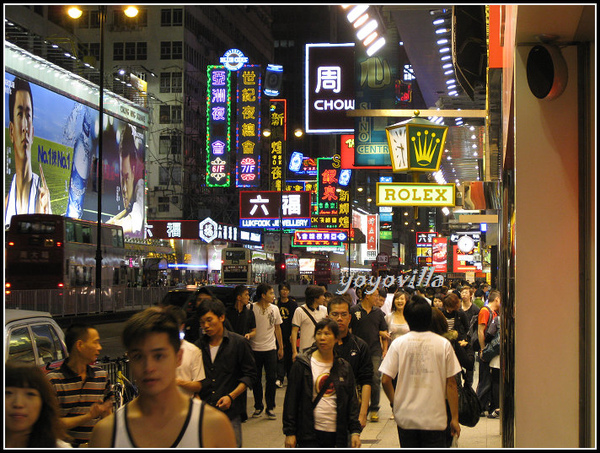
305;43;355;134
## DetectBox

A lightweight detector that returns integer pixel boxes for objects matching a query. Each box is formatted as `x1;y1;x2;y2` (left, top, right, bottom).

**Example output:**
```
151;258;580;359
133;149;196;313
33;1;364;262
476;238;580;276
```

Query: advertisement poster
5;72;146;237
432;237;448;273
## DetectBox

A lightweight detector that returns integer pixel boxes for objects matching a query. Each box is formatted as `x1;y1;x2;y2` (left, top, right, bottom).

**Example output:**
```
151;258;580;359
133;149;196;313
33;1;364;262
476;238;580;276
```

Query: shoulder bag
301;305;318;326
457;372;481;427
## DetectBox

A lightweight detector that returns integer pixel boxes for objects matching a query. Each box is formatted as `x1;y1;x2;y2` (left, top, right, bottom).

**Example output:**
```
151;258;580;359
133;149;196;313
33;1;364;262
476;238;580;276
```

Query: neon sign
305;43;355;134
206;66;231;187
236;65;261;187
269;99;286;191
220;48;249;71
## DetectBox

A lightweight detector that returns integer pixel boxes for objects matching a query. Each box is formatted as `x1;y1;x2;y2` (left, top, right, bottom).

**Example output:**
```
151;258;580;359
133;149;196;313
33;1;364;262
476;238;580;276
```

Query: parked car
160;284;256;314
5;309;67;372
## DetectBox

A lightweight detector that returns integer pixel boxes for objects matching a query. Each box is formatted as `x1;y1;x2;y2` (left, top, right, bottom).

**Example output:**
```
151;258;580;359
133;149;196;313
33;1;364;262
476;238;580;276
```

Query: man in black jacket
328;294;373;428
195;298;257;448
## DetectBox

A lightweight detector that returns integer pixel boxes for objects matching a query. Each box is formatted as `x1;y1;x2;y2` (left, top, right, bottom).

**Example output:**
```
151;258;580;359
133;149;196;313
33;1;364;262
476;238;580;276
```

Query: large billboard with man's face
5;70;147;238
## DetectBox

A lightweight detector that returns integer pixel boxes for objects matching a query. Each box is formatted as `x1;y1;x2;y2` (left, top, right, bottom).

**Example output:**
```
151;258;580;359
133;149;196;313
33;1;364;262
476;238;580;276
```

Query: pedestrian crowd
5;278;501;448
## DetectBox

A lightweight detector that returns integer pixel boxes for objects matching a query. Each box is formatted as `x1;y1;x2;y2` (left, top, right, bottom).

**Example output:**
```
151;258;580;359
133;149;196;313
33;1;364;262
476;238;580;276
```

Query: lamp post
69;5;138;298
95;5;105;292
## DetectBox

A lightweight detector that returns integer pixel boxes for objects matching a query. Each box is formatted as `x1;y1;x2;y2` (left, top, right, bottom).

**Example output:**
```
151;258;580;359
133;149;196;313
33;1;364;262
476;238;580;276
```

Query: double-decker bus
314;258;332;285
5;214;127;291
221;247;253;284
275;253;300;283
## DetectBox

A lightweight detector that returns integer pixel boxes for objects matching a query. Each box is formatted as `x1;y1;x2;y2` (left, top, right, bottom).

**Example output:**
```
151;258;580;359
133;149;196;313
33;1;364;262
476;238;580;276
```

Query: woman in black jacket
282;318;362;448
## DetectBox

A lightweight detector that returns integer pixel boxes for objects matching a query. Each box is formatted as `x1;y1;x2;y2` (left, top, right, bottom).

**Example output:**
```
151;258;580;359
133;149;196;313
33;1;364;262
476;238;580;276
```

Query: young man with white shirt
163;305;205;398
249;283;284;420
290;285;327;361
380;296;461;448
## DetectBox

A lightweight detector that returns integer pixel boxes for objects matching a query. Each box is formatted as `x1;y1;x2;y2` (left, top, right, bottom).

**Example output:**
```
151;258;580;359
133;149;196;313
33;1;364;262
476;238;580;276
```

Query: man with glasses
328;294;372;429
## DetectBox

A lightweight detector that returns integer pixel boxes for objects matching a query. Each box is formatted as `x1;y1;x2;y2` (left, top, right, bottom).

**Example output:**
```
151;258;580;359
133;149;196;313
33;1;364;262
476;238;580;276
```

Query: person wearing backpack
474;290;501;416
460;285;480;388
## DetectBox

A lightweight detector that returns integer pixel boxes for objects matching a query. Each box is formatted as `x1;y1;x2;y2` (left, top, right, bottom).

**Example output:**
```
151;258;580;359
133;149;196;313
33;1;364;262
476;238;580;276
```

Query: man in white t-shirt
164;305;205;398
249;283;284;420
379;296;461;448
290;285;327;361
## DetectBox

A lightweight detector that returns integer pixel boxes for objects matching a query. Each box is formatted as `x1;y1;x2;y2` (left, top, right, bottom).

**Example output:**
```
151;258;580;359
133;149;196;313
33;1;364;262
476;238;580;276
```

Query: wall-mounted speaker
526;43;568;100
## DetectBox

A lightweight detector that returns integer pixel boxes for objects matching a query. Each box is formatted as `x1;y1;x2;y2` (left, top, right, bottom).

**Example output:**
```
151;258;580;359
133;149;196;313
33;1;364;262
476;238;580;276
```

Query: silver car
5;309;67;372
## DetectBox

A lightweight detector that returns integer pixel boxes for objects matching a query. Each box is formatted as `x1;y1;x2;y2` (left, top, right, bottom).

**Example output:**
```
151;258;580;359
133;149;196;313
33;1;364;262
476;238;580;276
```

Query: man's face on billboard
9;89;34;166
120;154;135;209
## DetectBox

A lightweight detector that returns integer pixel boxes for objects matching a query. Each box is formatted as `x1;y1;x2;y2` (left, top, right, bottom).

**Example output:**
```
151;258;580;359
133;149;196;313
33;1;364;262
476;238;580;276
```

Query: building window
160;41;171;59
160;72;183;93
172;9;183;26
161;41;183;60
159;134;181;154
125;42;136;60
159;168;170;185
136;42;147;60
161;8;183;26
159;105;171;124
171;105;182;124
113;42;124;61
171;72;182;93
172;41;183;59
159;135;170;154
161;9;172;26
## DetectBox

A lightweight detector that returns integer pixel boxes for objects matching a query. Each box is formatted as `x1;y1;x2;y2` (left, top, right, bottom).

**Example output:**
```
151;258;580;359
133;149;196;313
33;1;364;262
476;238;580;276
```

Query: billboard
239;191;312;229
354;42;398;166
146;218;262;244
305;43;355;134
5;70;147;238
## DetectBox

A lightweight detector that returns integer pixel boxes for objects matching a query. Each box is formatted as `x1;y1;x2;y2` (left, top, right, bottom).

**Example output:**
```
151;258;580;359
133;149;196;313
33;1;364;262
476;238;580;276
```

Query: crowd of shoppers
6;278;501;448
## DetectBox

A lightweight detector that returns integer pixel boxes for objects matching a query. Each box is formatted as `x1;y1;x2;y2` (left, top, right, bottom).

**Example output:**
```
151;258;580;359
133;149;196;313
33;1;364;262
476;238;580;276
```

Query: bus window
66;220;75;242
82;226;92;244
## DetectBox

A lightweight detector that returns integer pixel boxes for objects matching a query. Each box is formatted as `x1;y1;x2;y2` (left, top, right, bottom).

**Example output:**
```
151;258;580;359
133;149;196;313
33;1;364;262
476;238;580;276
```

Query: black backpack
468;306;494;352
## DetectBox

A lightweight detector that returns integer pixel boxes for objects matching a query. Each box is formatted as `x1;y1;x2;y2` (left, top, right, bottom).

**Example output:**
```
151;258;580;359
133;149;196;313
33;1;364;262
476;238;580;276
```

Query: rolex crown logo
411;129;441;166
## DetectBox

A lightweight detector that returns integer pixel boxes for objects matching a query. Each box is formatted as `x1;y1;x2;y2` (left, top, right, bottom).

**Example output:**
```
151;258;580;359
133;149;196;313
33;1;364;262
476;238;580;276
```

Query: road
95;319;130;359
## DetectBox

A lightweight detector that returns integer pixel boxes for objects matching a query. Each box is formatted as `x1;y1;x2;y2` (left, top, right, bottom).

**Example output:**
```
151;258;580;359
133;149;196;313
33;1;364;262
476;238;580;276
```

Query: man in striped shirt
47;323;112;447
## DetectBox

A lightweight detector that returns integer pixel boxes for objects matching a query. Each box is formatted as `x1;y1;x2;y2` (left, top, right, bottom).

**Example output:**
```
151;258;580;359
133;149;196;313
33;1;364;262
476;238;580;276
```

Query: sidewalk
241;376;501;448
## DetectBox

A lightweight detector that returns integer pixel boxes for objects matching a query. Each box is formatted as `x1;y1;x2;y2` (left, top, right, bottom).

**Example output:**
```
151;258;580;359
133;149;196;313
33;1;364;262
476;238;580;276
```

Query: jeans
276;341;293;382
397;427;447;448
252;349;278;411
230;415;242;447
297;430;337;448
370;355;382;412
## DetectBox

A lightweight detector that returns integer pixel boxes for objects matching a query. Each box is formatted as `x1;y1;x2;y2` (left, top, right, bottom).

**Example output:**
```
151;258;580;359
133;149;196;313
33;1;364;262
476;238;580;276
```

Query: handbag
457;372;480;427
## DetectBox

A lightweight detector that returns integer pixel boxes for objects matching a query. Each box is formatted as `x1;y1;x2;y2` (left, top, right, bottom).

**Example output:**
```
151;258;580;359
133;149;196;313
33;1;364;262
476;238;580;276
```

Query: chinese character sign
269;99;286;191
239;191;311;229
366;214;379;259
236;65;261;188
206;66;231;187
317;157;339;216
305;43;355;134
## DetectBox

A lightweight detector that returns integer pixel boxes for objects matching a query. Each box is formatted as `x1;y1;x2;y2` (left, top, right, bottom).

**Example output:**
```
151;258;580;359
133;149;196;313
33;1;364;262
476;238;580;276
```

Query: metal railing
5;286;173;317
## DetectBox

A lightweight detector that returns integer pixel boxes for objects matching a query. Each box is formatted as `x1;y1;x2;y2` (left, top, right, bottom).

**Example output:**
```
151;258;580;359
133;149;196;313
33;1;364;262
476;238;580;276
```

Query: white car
5;309;67;372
